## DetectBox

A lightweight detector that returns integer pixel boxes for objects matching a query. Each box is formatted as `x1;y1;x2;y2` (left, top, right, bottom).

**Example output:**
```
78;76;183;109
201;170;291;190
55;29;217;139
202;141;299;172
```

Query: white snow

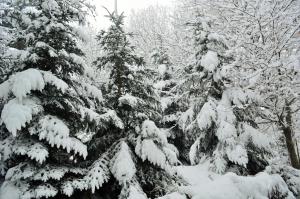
212;150;227;173
111;141;136;184
119;93;140;108
29;115;87;158
61;182;74;197
153;80;167;90
76;130;96;143
13;141;49;164
82;82;103;101
0;81;10;100
200;51;219;72
84;156;110;193
158;64;167;76
48;49;58;57
70;53;87;68
11;69;45;100
178;107;194;131
1;98;42;136
29;53;40;63
226;145;248;167
22;6;41;16
176;163;295;199
136;138;167;168
207;33;226;43
42;71;68;92
196;99;216;130
241;123;271;150
5;163;35;181
0;182;21;199
141;120;168;144
216;120;237;143
189;138;200;165
104;110;124;129
41;0;59;11
33;167;67;182
136;120;179;171
160;97;173;112
35;41;48;48
0;69;69;102
224;87;248;106
127;185;148;199
79;107;124;131
34;184;58;198
0;137;13;161
4;48;28;60
163;146;180;165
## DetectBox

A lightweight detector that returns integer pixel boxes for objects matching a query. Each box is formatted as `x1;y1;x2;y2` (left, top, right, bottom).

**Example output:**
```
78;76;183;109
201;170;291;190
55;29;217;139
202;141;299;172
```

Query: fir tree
82;12;186;198
151;45;189;163
177;14;271;174
0;1;122;198
151;44;176;126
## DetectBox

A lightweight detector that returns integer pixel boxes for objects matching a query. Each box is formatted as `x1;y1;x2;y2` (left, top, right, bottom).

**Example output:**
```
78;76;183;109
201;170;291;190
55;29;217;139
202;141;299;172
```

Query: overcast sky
89;0;174;29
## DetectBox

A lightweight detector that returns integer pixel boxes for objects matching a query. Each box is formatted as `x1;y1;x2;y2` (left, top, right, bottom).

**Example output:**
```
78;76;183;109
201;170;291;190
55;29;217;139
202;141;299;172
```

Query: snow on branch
79;107;124;129
240;123;271;150
1;98;43;136
200;51;219;72
10;138;49;164
0;68;68;101
29;115;87;159
110;141;136;184
141;120;168;144
82;82;103;101
10;69;45;100
126;185;148;199
119;93;145;108
61;144;116;196
196;99;217;130
135;120;179;171
41;71;68;92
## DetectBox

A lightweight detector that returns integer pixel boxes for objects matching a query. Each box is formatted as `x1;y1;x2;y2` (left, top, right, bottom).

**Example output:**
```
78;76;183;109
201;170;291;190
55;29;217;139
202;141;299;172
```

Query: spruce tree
83;12;185;198
177;15;271;174
151;44;176;124
151;45;189;163
0;1;122;198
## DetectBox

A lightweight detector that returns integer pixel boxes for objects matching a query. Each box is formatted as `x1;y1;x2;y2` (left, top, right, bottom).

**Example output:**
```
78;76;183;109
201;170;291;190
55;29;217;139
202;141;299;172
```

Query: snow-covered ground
175;162;296;199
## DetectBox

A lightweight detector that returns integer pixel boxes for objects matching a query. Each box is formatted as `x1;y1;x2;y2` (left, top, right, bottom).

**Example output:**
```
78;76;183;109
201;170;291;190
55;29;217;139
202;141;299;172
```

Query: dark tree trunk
283;127;300;169
283;104;300;169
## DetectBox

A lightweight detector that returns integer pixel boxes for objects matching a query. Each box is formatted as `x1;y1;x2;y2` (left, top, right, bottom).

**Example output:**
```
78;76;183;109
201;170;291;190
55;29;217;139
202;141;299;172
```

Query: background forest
0;0;300;199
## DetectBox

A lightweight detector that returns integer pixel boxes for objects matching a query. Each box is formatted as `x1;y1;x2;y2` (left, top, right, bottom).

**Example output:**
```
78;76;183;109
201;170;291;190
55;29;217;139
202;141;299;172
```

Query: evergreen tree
151;44;176;126
84;12;185;198
0;1;122;198
151;45;189;163
177;14;271;174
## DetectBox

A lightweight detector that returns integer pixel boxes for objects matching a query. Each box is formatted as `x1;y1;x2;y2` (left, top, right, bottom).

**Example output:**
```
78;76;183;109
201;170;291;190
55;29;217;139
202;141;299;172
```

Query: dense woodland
0;0;299;199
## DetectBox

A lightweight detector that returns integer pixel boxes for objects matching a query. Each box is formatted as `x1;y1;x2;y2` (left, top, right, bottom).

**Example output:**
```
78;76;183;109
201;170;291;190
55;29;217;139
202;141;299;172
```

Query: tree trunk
283;127;300;169
296;140;300;163
283;103;300;169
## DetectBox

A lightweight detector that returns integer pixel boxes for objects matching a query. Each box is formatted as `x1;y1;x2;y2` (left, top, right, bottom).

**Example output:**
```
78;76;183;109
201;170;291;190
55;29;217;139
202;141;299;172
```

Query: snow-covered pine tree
151;45;189;163
0;0;30;188
76;11;184;198
177;14;271;175
0;1;124;198
151;44;177;126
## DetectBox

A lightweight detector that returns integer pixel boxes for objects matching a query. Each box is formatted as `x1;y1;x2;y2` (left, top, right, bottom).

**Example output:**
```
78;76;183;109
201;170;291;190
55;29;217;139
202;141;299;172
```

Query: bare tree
205;0;300;168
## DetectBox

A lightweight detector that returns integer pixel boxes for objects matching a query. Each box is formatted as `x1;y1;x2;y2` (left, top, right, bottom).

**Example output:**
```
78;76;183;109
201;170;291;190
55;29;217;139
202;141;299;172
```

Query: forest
0;0;299;198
